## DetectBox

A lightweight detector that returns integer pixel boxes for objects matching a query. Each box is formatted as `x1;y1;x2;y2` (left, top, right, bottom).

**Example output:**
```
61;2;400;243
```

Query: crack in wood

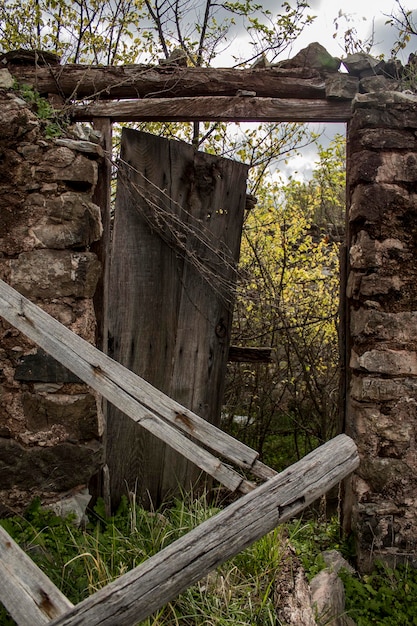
174;412;195;432
278;495;306;517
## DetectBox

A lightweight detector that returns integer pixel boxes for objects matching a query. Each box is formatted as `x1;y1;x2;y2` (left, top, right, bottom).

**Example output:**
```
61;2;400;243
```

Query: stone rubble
275;547;357;626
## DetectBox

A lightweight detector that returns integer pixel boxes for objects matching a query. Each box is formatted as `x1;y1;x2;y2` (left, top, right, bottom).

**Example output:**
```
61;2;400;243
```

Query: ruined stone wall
2;46;417;573
0;76;104;515
346;92;417;571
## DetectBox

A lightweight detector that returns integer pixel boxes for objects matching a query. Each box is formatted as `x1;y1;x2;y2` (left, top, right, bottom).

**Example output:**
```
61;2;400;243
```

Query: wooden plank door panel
107;129;248;508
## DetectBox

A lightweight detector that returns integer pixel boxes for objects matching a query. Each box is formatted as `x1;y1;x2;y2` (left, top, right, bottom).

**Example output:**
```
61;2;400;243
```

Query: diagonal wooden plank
49;434;359;626
0;525;73;625
0;279;260;493
0;278;267;474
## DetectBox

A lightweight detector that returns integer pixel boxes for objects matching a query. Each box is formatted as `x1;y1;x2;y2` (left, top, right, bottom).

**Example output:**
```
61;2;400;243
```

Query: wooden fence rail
0;279;360;625
0;434;359;626
0;279;275;491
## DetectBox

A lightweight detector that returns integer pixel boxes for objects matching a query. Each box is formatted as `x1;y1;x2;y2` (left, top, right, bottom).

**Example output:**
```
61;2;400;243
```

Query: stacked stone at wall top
0;87;104;515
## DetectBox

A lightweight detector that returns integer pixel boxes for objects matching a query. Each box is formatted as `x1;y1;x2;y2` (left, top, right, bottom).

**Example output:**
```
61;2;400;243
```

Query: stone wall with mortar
345;91;417;572
0;75;104;515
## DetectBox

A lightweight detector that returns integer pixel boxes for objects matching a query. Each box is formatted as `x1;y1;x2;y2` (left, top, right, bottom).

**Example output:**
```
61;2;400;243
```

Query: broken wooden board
0;525;73;625
0;278;268;494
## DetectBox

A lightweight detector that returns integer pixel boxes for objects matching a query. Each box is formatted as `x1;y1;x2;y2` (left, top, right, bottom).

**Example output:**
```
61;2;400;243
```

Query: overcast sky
222;0;415;64
289;0;390;180
216;0;417;180
292;0;413;60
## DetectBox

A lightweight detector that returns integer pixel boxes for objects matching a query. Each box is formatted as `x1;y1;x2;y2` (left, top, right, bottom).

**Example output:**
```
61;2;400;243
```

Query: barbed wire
113;155;244;307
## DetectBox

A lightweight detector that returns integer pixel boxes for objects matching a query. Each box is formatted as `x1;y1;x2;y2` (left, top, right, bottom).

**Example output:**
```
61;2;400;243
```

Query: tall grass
0;492;284;625
2;493;415;625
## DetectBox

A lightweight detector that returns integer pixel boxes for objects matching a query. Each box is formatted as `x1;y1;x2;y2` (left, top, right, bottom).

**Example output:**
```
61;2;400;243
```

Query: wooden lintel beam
6;62;329;100
70;96;352;123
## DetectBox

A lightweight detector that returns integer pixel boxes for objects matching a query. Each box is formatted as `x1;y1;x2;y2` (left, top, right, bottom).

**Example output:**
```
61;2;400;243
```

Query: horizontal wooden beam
49;434;359;626
228;346;273;363
71;96;352;123
7;63;328;100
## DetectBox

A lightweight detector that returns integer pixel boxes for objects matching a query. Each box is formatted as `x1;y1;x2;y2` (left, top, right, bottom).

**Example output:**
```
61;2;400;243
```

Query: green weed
1;498;417;625
340;562;417;625
289;515;417;625
287;513;345;580
15;82;68;137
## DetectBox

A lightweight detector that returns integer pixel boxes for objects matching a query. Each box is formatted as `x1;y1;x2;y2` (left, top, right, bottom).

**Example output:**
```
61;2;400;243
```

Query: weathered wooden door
106;129;248;509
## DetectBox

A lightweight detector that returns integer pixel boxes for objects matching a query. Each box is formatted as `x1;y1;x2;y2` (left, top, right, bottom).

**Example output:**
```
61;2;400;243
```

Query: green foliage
0;0;146;64
385;1;417;58
341;562;417;625
2;500;416;626
289;515;417;626
0;0;315;67
223;135;344;469
0;498;88;605
15;83;67;137
224;0;315;65
287;515;344;580
0;495;282;625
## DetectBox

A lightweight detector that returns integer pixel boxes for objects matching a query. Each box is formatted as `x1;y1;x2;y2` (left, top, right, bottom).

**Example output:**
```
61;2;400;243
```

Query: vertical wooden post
91;118;112;354
91;118;112;512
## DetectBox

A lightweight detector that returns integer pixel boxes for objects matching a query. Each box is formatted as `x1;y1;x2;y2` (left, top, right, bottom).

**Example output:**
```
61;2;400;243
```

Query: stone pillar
345;92;417;571
0;84;104;515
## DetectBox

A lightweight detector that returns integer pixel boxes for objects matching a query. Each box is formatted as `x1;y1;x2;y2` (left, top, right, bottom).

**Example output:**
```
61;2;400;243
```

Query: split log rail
0;279;359;625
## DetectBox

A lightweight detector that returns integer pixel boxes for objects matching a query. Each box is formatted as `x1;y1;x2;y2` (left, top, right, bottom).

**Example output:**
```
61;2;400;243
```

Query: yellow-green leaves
224;135;345;465
0;0;146;64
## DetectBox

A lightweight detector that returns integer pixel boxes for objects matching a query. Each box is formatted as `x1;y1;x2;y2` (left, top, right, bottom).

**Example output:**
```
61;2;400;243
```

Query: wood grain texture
49;434;359;626
0;525;73;625
89;117;113;506
71;96;352;123
91;118;112;354
9;64;328;100
0;279;261;492
107;129;249;508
